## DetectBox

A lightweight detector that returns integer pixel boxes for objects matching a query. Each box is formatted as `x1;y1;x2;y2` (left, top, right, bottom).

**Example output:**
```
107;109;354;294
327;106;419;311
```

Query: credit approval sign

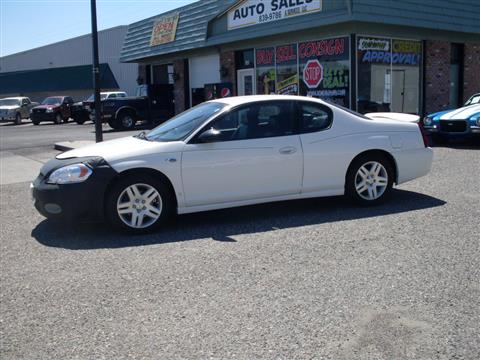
227;0;322;31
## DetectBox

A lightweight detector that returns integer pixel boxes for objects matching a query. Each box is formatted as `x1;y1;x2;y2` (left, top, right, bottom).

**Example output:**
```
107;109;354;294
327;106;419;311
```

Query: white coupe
32;95;433;233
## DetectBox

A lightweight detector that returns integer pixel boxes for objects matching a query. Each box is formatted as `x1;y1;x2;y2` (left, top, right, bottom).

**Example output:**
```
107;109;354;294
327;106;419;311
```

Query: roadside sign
303;59;323;89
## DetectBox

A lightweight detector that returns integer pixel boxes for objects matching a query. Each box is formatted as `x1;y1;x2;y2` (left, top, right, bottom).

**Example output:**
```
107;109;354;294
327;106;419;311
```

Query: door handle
279;146;297;155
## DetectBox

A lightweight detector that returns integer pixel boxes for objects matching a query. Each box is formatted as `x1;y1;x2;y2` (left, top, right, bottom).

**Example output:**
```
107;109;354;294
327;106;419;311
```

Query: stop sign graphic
303;59;323;89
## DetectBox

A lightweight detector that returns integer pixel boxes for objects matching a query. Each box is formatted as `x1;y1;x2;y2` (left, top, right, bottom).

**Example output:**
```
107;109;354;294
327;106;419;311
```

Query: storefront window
255;47;276;95
276;44;298;95
357;36;421;114
298;36;350;107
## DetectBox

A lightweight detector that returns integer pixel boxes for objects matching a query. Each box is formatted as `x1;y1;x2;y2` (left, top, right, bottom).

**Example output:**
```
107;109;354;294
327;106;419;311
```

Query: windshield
465;94;480;106
0;99;21;106
42;97;63;105
146;102;226;142
86;94;108;101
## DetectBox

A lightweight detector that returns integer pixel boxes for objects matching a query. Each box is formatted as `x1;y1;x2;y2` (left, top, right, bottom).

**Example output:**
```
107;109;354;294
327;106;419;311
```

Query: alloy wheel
116;183;162;229
354;161;388;201
121;115;134;129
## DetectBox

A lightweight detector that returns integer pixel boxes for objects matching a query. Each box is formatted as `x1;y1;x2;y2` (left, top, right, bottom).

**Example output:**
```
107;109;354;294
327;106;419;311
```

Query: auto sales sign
228;0;322;30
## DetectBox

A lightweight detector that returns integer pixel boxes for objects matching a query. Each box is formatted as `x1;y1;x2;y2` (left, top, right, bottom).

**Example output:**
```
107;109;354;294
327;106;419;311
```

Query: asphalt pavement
0;121;479;359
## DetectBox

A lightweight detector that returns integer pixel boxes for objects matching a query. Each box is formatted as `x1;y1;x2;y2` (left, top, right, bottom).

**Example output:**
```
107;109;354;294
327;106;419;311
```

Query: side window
205;101;295;142
22;98;29;105
108;94;116;99
298;102;333;133
119;93;126;98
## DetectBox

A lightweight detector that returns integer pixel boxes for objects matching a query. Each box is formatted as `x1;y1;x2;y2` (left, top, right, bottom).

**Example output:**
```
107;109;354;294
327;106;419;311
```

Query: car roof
101;91;126;95
211;95;328;107
2;97;25;100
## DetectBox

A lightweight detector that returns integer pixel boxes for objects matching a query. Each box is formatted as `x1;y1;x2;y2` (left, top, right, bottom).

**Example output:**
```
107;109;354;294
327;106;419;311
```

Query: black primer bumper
32;157;117;221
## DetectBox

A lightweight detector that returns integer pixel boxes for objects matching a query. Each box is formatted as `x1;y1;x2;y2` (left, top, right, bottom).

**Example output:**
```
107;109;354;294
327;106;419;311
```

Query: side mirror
197;128;221;143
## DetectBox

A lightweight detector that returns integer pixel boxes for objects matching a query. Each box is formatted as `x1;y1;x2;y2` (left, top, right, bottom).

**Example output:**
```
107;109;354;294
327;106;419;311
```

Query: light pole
90;0;103;142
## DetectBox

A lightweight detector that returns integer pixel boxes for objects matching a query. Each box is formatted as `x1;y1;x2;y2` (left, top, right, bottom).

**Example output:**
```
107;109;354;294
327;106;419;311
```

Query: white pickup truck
0;97;38;125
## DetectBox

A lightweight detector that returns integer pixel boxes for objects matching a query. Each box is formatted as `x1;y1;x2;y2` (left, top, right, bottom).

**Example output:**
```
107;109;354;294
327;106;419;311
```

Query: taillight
418;122;429;147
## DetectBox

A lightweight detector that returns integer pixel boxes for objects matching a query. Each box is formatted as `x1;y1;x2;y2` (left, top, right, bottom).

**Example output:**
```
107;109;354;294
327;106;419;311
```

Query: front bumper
32;157;117;221
424;123;480;137
30;112;56;122
0;113;16;121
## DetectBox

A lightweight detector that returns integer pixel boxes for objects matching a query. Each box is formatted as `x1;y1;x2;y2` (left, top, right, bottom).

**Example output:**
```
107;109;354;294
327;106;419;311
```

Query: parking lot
1;121;479;359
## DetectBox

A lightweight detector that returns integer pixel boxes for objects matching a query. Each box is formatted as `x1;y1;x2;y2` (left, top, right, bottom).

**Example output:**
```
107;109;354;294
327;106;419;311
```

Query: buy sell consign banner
228;0;322;30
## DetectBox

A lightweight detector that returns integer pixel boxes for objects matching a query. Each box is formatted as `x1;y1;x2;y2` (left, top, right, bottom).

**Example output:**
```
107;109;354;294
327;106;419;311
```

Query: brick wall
463;43;480;102
424;40;451;114
173;59;186;114
219;51;236;96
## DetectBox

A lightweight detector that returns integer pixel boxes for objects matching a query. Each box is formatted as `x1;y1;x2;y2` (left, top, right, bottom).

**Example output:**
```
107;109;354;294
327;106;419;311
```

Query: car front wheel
346;154;393;205
15;113;22;125
54;113;62;124
106;174;173;234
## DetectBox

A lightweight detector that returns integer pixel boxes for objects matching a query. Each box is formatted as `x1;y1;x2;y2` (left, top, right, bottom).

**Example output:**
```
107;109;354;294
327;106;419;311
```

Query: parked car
30;96;75;125
95;84;174;130
422;102;480;144
31;95;433;234
0;97;38;124
71;92;128;125
464;93;480;106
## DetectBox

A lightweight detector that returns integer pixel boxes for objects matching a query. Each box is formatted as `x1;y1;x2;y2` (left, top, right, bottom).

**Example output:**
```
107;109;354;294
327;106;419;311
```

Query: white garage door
189;53;220;90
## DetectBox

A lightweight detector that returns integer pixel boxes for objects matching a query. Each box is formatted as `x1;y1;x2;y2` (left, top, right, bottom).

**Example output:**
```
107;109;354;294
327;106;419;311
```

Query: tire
117;111;136;130
108;119;121;130
74;118;86;125
32;119;40;125
105;173;174;234
14;113;22;125
54;113;62;124
345;153;394;206
62;116;69;123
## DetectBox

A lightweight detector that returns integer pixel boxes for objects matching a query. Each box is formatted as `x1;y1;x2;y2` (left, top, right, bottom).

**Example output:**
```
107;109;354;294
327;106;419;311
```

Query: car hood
56;136;185;163
431;104;480;120
0;105;20;110
35;105;59;109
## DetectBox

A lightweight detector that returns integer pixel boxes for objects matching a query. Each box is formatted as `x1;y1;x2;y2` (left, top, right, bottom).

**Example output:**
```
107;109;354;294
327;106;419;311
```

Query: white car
32;95;433;233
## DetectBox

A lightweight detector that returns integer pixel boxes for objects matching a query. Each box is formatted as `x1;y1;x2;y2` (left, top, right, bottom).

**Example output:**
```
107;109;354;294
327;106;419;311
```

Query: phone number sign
228;0;322;30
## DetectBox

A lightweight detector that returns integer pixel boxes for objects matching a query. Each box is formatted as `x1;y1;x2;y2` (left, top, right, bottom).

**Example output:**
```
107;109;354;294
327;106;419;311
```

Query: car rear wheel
118;112;136;130
346;154;393;206
15;113;22;125
106;174;174;234
54;113;62;124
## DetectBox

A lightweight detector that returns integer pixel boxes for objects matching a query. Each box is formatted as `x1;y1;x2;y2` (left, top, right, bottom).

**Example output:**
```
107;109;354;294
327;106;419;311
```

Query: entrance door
391;70;405;112
237;69;255;96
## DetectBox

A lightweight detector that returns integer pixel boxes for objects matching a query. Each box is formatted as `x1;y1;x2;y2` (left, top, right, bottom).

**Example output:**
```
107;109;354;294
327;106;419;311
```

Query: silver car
0;97;38;125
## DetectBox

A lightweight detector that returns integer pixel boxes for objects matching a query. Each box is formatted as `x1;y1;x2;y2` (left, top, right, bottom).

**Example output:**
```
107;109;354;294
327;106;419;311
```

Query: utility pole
90;0;103;142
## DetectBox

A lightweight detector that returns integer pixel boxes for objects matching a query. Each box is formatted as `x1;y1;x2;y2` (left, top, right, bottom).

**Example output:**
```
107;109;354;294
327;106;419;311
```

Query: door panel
182;136;303;206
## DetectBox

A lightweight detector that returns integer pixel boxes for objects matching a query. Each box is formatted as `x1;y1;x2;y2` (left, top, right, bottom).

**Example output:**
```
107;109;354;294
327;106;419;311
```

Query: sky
0;0;197;56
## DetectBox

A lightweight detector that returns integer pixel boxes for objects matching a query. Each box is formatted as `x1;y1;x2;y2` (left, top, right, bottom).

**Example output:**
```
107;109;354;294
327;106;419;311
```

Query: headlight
46;108;54;113
423;117;433;126
47;164;92;184
472;117;480;126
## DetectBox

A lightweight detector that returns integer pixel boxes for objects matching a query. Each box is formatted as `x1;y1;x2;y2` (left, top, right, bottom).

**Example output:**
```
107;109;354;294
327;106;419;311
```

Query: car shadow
32;189;446;250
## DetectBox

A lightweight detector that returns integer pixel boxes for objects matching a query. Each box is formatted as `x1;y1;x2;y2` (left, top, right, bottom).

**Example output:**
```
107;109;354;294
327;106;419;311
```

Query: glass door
237;69;255;96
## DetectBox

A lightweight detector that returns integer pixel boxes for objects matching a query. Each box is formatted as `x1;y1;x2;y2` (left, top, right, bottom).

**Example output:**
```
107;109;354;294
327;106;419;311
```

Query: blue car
423;93;480;144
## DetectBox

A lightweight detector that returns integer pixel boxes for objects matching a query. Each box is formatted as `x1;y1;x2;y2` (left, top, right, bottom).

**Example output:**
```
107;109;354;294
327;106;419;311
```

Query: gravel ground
0;145;479;359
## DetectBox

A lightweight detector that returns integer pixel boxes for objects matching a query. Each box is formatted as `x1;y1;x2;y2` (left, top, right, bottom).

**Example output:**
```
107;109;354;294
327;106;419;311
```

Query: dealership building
0;26;138;102
120;0;479;116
